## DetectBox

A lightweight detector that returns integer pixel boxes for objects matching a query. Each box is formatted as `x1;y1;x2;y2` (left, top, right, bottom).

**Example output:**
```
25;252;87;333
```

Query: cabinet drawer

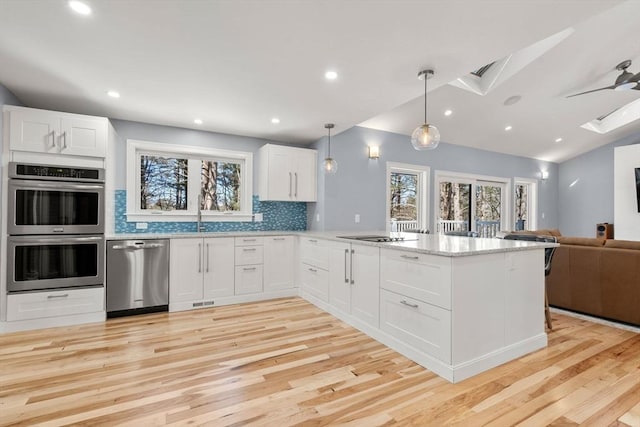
300;238;329;270
235;246;264;265
380;289;451;364
300;263;329;302
380;249;452;309
235;236;264;247
235;265;264;295
7;287;105;321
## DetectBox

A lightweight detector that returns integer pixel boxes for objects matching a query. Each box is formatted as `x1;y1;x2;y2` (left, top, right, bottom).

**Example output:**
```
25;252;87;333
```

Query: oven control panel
10;163;105;182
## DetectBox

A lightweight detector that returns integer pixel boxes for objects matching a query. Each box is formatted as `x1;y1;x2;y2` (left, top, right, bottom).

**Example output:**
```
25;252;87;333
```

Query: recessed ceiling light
325;71;338;80
504;125;513;131
106;90;120;98
194;119;203;125
271;118;280;124
68;1;91;15
444;109;453;116
555;137;563;143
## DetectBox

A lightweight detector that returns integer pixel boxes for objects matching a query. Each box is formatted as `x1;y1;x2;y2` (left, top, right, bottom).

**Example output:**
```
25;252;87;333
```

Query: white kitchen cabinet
6;287;104;321
235;265;264;295
7;106;107;158
258;144;317;202
233;237;263;295
264;236;295;291
300;262;329;301
327;241;379;328
170;237;235;307
203;238;235;299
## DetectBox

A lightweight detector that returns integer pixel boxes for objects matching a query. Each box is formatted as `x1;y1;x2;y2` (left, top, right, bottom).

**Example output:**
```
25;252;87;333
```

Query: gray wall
109;119;299;191
312;126;559;232
558;131;640;237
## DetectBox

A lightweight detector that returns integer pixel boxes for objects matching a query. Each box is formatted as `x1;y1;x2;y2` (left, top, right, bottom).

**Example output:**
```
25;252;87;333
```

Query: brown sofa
545;236;640;326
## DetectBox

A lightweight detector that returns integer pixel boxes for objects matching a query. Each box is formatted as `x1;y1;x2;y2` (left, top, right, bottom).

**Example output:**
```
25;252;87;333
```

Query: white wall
614;144;640;240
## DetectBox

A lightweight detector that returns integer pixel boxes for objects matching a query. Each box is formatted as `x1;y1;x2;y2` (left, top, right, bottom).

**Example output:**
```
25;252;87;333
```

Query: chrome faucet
197;194;205;232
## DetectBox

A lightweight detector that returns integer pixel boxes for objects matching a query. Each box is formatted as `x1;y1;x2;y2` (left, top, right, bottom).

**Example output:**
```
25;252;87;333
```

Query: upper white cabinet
6;106;107;158
259;144;317;202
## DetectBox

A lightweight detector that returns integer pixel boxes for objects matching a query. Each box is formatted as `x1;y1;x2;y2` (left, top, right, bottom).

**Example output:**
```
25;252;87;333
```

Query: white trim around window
514;177;538;231
126;139;253;222
385;162;430;232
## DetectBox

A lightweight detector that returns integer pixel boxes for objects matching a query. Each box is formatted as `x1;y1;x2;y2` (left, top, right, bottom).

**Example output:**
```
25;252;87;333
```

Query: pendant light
323;123;337;174
411;69;440;150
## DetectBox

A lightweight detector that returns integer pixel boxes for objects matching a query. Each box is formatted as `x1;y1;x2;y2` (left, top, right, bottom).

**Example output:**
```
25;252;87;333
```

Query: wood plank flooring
1;297;640;426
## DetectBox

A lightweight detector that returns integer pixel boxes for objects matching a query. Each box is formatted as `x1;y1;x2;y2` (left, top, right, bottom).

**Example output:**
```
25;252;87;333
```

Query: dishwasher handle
111;242;166;250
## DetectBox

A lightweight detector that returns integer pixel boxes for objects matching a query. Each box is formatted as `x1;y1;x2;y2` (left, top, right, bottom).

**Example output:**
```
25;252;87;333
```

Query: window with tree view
140;155;188;211
390;172;418;223
128;140;253;221
201;160;241;211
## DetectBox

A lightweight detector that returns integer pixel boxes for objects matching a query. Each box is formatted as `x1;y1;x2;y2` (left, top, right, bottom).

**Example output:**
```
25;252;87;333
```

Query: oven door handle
9;180;104;191
9;235;104;244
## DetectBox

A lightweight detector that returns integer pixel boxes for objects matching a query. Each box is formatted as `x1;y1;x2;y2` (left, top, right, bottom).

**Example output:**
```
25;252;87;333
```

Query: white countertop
108;230;556;257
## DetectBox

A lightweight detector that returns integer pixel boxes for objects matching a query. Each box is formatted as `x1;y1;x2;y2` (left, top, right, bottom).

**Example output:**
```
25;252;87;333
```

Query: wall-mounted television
636;168;640;212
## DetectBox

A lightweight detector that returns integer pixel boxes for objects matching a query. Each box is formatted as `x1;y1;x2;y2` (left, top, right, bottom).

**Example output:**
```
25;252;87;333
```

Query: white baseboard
0;311;106;334
169;288;298;312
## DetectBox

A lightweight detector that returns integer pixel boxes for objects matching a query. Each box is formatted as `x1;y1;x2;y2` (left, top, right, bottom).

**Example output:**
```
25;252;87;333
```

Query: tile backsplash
114;190;307;233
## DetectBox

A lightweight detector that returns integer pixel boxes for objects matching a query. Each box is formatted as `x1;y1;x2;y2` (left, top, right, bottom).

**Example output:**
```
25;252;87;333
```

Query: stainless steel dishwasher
106;239;169;317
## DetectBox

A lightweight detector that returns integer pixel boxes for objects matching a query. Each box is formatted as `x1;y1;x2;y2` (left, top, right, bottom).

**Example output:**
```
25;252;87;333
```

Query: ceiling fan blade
597;107;621;121
566;85;616;98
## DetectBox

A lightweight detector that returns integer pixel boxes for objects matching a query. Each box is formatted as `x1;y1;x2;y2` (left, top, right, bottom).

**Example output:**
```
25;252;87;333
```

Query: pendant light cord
328;127;332;157
424;75;428;124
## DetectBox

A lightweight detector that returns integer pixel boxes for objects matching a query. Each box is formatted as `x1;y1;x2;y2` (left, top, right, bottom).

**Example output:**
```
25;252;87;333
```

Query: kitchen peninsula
298;232;555;383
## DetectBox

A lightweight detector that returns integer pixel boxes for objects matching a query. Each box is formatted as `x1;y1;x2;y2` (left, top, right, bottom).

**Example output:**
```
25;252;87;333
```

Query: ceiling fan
566;59;640;98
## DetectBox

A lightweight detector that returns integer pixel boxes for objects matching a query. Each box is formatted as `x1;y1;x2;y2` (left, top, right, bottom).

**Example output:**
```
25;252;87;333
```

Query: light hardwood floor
1;297;640;426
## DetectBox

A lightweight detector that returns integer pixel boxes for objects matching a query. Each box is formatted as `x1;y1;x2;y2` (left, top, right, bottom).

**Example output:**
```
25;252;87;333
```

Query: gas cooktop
337;235;416;243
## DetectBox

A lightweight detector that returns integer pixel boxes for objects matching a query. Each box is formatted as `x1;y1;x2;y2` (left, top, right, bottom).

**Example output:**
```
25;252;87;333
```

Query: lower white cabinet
300;262;329;301
264;236;295;291
7;287;104;321
327;241;380;328
170;237;235;306
235;265;264;295
380;289;452;363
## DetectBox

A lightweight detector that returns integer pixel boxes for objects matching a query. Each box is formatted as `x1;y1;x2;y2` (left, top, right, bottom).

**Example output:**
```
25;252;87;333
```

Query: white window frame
434;170;511;233
514;177;538;231
126;139;253;222
385;162;430;232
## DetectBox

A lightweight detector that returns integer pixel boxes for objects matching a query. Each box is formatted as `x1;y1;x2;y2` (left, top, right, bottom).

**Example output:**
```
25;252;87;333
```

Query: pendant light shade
324;123;337;174
411;69;440;151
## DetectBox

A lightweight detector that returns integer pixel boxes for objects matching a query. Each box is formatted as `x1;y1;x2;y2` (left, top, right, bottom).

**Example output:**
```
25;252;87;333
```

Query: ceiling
0;0;638;162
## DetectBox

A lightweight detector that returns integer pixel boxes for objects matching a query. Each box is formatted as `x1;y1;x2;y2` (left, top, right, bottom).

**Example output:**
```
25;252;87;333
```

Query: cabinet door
203;237;235;299
60;117;107;157
7;287;104;321
328;241;351;314
9;109;60;154
351;244;380;327
235;265;264;295
265;145;293;201
264;236;295;291
293;149;317;202
300;263;329;302
169;238;204;303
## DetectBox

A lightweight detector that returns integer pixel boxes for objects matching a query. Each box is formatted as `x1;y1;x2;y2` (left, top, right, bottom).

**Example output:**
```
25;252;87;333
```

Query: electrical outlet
316;213;320;222
136;222;148;230
253;213;263;222
355;214;360;223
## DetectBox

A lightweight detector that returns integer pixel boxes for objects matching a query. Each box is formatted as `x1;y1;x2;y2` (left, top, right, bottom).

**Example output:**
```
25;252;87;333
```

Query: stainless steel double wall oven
7;162;105;293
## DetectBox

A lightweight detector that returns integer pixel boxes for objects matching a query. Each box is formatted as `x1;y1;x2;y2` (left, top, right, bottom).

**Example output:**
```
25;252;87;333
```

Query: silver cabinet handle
61;131;67;149
206;243;210;273
273;237;285;241
401;254;419;260
344;248;349;283
198;243;202;273
294;172;298;197
400;300;419;308
289;172;292;197
48;294;69;299
243;267;257;271
350;249;354;284
51;130;56;148
243;238;256;242
243;248;257;252
308;239;317;243
308;267;317;273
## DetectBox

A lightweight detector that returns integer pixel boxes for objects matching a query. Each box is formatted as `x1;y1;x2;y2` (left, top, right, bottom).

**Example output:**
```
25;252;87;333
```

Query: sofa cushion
604;239;640;250
547;228;562;237
557;236;605;247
